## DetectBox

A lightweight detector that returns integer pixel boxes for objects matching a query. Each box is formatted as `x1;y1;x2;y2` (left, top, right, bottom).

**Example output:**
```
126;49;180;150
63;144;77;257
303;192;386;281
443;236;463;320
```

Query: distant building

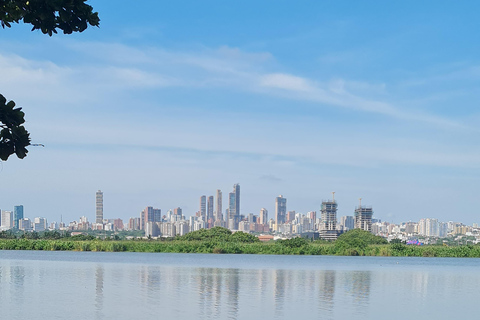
96;190;103;224
113;218;124;230
320;197;338;240
259;208;268;225
173;207;183;216
215;189;222;222
228;184;240;230
13;205;24;229
19;218;32;231
34;217;47;232
142;207;161;230
1;210;13;230
128;217;141;230
286;211;296;223
354;205;373;232
207;195;214;223
275;195;287;230
340;216;354;231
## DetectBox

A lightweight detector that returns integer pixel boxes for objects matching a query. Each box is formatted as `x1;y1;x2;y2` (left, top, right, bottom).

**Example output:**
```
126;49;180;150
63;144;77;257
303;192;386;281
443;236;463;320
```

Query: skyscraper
275;195;287;230
320;195;338;240
228;184;240;229
200;195;206;221
173;207;182;216
340;216;354;230
1;210;12;229
13;205;24;229
354;199;373;232
96;190;103;224
207;195;214;222
215;189;222;221
259;208;268;225
142;206;162;230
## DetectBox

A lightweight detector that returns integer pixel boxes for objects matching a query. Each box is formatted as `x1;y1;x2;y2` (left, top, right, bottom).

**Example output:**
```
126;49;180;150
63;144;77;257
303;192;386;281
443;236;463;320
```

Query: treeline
0;230;73;240
0;227;480;257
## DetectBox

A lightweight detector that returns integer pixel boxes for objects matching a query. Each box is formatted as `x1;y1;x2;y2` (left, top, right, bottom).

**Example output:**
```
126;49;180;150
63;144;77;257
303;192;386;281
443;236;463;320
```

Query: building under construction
320;193;339;240
354;204;373;232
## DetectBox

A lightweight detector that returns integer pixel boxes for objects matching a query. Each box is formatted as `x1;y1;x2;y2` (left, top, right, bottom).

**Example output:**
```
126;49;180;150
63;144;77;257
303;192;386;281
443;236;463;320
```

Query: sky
1;1;480;225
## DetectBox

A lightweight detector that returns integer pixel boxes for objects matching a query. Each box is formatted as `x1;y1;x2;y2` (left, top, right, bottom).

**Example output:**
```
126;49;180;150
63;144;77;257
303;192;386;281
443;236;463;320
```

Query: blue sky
1;1;480;225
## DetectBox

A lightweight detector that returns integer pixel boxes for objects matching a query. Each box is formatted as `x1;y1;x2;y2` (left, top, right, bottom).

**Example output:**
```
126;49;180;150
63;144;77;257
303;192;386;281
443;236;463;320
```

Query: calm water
0;251;479;320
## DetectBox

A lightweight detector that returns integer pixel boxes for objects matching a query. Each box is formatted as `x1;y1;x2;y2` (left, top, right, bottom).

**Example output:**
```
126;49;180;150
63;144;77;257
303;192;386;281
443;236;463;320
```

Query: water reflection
95;265;104;320
318;270;336;317
4;253;479;320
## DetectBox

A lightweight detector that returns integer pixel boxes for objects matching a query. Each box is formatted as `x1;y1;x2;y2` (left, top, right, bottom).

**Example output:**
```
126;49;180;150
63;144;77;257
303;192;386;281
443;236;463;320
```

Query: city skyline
2;1;480;225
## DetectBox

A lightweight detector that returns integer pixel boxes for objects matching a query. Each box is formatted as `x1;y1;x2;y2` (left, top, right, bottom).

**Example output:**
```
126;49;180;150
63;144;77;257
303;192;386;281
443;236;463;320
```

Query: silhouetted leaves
0;0;100;36
0;94;30;160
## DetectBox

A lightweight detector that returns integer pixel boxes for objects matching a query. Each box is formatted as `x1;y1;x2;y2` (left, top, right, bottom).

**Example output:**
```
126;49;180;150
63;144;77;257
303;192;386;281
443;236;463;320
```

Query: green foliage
0;230;16;239
179;227;232;241
335;229;387;255
0;0;100;36
2;232;480;257
230;231;259;243
70;234;95;241
0;94;30;160
277;237;309;248
178;227;259;244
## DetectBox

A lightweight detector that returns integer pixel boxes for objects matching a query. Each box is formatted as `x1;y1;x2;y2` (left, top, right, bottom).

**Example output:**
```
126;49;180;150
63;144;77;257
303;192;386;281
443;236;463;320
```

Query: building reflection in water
123;262;375;319
344;270;371;314
273;269;287;318
9;265;26;310
95;265;104;320
318;270;336;317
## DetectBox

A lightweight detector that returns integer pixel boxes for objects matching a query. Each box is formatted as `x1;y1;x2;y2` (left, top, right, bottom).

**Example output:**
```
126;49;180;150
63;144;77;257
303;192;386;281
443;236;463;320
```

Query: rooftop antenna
359;198;362;208
332;191;335;202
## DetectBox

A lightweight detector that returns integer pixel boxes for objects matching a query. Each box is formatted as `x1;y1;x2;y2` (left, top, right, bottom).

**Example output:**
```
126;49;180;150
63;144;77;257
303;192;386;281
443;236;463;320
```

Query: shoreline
1;239;479;258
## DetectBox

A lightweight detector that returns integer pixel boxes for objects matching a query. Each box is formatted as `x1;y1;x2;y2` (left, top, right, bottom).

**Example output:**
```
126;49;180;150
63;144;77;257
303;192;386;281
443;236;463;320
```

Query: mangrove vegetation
1;227;480;257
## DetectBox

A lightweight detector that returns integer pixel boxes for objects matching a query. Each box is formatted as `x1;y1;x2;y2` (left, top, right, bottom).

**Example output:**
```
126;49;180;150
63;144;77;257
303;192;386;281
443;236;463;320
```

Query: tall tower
275;195;287;230
142;206;161;230
259;208;268;225
228;184;240;229
320;193;338;240
13;205;24;229
96;190;103;224
354;198;373;232
215;189;222;221
207;195;214;222
200;195;206;221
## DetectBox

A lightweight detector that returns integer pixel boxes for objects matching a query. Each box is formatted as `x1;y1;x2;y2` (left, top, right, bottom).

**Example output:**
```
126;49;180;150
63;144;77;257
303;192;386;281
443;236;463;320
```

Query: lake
0;251;478;319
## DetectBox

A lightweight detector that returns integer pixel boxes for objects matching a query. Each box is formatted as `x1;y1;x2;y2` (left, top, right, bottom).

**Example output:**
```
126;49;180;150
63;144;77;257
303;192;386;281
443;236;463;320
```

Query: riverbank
1;238;480;257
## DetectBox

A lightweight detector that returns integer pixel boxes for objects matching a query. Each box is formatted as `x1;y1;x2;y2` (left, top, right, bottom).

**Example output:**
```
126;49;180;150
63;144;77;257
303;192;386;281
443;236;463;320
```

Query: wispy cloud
0;40;472;132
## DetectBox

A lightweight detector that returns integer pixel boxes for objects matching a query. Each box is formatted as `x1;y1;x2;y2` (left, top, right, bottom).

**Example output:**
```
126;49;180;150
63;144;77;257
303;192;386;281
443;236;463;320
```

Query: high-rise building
215;189;222;221
34;217;47;232
340;216;354;230
354;202;373;232
207;196;214;222
275;195;287;230
228;184;240;229
259;208;268;225
200;195;206;221
286;211;296;223
128;217;141;230
173;207;183;216
19;218;32;231
96;190;103;224
142;207;161;230
1;210;13;229
320;197;338;240
13;205;24;229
